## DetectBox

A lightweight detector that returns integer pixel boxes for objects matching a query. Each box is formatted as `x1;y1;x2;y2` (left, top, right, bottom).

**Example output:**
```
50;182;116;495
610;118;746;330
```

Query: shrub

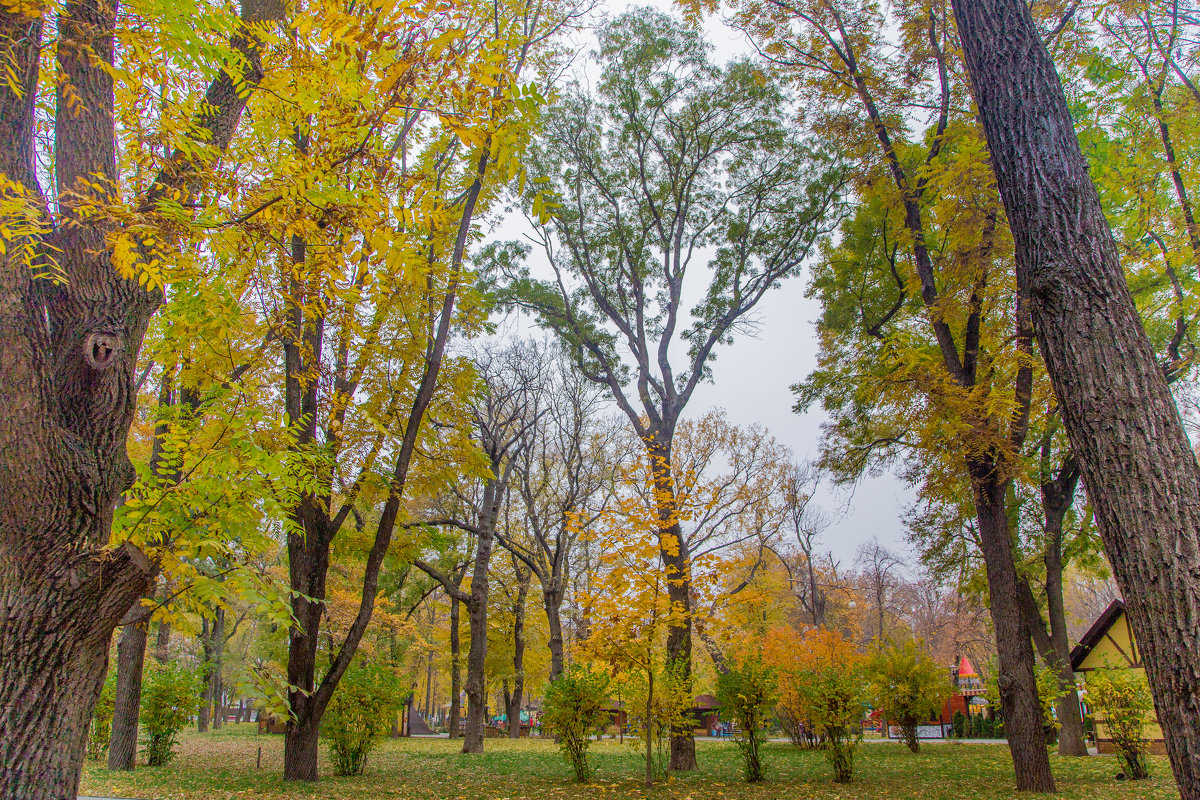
542;665;611;782
1086;668;1153;780
868;639;952;753
765;627;867;783
716;656;777;782
87;669;117;761
324;661;407;776
141;660;201;767
951;710;966;738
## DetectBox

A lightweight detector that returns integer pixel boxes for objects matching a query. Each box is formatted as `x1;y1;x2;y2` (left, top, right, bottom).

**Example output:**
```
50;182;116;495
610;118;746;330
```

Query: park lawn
80;724;1181;800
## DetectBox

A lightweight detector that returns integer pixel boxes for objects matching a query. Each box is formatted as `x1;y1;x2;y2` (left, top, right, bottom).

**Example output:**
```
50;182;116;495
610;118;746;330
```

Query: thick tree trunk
544;590;565;682
953;0;1200;794
463;591;489;754
107;609;151;770
462;522;494;754
970;466;1056;793
449;597;462;739
283;508;331;780
282;714;320;782
0;0;270;794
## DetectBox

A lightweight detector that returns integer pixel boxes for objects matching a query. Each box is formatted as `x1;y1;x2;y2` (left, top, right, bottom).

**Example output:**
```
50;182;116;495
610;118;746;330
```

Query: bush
868;639;952;753
951;710;966;739
716;656;777;782
87;669;117;761
542;665;611;782
324;661;407;776
141;661;201;767
1086;668;1153;780
765;627;867;783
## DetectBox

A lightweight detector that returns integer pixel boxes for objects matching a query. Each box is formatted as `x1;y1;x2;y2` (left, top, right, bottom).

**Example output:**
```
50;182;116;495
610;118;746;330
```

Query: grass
80;724;1182;800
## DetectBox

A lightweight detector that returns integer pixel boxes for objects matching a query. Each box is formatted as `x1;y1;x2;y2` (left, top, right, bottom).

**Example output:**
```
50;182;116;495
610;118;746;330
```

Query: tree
500;9;843;769
763;626;867;782
855;540;905;643
716;654;777;782
542;664;611;782
0;0;278;795
204;0;570;777
412;341;547;754
715;0;1062;783
776;463;833;627
951;0;1200;793
501;349;620;682
869;639;952;753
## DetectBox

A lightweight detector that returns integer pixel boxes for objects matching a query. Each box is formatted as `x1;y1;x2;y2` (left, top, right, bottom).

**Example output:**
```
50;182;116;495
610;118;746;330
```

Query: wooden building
1070;598;1166;754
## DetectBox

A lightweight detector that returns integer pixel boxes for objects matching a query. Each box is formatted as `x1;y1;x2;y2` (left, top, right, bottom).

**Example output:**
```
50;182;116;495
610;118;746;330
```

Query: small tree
542;665;611;782
716;656;777;782
869;640;952;753
87;671;117;761
805;663;868;783
141;661;201;767
324;662;407;776
1086;669;1154;780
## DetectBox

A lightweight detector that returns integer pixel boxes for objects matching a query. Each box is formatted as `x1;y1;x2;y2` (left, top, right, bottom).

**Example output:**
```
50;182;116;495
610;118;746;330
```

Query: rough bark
0;0;273;794
970;464;1057;793
508;570;529;739
462;484;499;754
107;605;151;771
211;607;226;730
449;596;463;739
952;0;1200;793
154;619;171;663
543;589;565;682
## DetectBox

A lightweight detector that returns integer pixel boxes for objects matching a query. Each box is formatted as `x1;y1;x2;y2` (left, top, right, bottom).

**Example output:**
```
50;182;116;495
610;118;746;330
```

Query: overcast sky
489;0;917;569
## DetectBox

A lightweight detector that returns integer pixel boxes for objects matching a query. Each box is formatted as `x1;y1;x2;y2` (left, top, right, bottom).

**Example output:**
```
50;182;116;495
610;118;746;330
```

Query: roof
957;656;979;678
1070;598;1127;671
693;694;721;710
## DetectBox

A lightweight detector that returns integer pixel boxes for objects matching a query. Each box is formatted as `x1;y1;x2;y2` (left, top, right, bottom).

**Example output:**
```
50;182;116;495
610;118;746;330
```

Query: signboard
887;724;947;740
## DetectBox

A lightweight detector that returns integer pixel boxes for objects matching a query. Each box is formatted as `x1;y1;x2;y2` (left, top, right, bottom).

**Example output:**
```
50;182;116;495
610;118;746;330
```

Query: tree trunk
282;713;320;782
107;607;151;771
0;0;271;793
646;439;697;772
970;465;1056;792
509;576;528;739
1043;488;1088;758
211;607;225;730
462;530;494;754
283;507;331;780
154;619;171;664
544;589;565;682
449;596;462;739
198;615;213;733
953;0;1200;794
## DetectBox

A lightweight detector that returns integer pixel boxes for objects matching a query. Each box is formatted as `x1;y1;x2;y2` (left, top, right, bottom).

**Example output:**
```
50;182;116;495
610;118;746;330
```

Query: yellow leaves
0;176;60;282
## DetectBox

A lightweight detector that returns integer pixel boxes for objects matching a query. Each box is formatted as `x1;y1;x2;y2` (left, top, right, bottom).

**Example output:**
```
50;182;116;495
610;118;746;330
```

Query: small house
1070;598;1165;754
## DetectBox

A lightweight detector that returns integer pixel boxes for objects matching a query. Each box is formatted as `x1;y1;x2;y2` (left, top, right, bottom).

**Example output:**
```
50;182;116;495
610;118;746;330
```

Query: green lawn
80;724;1182;800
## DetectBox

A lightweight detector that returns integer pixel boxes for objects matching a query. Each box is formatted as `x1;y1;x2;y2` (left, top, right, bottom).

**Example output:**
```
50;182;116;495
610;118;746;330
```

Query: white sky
489;0;917;569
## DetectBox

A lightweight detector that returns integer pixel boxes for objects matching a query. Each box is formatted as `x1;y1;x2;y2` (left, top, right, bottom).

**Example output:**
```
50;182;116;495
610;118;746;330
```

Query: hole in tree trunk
85;332;120;369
